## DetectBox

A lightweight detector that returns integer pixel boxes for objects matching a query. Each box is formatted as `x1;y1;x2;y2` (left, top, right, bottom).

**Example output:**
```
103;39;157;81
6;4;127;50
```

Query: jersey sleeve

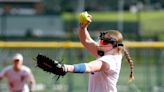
0;70;5;78
23;66;35;82
27;67;35;83
0;66;10;78
98;55;116;71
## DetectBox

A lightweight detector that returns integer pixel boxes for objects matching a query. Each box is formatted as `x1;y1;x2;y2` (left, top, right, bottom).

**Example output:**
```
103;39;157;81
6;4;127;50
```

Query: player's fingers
88;15;92;22
80;21;90;29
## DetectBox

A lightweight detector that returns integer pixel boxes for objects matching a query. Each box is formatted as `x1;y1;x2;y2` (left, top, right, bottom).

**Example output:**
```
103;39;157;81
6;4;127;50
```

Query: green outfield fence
0;41;164;92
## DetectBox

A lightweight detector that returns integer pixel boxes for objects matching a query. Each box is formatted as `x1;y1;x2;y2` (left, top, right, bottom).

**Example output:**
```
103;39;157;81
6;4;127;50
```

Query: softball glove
35;54;67;80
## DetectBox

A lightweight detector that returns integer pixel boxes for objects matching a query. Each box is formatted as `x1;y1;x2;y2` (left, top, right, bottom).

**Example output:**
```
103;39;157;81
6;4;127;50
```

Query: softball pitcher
64;14;134;92
35;12;134;92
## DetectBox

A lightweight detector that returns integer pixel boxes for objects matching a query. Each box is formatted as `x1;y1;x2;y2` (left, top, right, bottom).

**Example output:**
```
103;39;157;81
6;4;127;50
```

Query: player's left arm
65;59;109;73
29;77;35;92
35;54;110;80
27;69;36;92
0;76;2;80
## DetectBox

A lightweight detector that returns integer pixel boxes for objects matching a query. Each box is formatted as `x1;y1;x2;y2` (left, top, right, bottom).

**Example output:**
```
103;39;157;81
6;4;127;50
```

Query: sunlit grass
63;11;164;21
63;11;164;38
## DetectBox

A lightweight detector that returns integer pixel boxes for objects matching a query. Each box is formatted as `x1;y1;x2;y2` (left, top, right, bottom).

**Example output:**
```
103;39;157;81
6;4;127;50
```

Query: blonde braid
123;47;134;82
105;30;134;81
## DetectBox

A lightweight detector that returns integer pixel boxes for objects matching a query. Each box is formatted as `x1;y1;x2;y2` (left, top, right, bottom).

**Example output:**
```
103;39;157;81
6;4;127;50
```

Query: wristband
73;63;86;73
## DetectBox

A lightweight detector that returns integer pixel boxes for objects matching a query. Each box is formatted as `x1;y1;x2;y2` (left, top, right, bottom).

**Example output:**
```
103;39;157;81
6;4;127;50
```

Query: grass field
63;11;164;21
0;47;163;92
30;64;161;92
63;11;164;39
0;64;161;92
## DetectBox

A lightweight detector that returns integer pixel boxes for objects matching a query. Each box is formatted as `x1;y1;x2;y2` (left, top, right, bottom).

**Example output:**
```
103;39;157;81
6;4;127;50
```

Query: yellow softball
79;11;92;24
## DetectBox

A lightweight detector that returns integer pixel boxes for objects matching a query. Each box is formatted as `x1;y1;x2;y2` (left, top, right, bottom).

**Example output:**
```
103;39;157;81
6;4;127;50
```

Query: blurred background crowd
0;0;164;41
0;0;164;15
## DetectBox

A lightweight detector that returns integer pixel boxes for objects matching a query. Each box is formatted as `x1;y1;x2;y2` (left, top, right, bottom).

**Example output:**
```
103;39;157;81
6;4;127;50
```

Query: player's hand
79;20;92;30
79;12;92;29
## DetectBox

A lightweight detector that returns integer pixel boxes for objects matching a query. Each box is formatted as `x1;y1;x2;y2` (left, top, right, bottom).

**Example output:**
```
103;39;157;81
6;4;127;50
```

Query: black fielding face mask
97;50;104;56
98;32;124;56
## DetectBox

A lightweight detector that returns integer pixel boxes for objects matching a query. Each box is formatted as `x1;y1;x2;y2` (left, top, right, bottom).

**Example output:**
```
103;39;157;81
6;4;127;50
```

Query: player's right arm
0;68;7;80
79;23;99;57
0;76;2;80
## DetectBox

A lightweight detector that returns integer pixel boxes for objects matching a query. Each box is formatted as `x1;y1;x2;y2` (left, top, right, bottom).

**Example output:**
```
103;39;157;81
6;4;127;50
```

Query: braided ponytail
123;47;134;82
105;30;134;81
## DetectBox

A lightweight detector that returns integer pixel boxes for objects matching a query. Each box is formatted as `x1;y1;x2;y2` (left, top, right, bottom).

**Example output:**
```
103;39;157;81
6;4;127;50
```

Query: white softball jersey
88;54;122;92
0;65;34;92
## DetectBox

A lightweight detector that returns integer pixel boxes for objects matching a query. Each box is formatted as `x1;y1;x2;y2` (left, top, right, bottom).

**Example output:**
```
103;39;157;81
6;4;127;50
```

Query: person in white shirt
0;53;36;92
62;14;134;92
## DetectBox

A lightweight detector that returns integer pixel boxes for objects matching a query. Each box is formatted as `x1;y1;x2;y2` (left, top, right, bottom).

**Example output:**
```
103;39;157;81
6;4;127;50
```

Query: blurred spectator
33;2;45;15
0;4;35;15
1;4;13;15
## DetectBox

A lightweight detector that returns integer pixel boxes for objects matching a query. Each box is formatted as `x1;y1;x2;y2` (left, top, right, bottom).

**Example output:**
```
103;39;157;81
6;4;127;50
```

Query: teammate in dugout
64;14;134;92
0;53;36;92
